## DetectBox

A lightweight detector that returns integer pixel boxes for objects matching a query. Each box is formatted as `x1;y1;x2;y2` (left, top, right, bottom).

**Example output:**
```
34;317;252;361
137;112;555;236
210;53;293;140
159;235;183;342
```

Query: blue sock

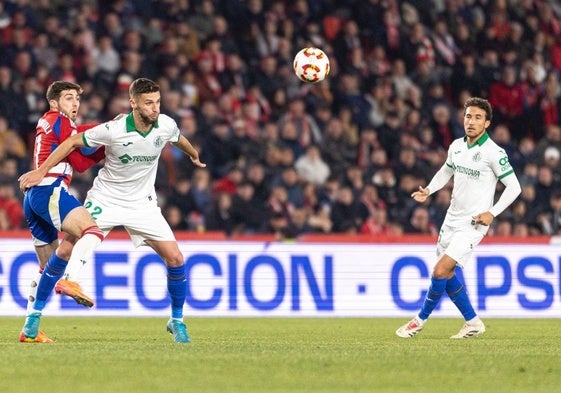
418;277;447;320
446;274;476;321
167;264;186;319
35;254;68;311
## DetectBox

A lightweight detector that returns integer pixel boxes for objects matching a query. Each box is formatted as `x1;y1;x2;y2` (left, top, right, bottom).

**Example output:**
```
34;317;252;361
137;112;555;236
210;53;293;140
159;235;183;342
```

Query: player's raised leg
54;206;104;307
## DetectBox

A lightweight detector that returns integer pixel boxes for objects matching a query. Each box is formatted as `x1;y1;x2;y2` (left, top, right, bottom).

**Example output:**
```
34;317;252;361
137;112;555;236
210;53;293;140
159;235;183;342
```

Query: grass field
0;317;559;393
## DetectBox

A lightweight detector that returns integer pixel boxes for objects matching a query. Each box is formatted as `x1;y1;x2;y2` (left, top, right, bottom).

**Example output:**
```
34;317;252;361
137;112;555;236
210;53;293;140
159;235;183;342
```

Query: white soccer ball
293;47;330;83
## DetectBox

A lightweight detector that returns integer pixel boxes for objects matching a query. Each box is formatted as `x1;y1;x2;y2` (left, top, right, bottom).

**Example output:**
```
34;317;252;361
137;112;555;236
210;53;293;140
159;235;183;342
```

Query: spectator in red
431;100;457;143
548;35;561;73
213;165;244;196
194;51;223;103
538;71;561;132
520;58;545;137
0;10;33;46
401;22;435;73
488;65;525;140
357;183;386;227
0;176;24;229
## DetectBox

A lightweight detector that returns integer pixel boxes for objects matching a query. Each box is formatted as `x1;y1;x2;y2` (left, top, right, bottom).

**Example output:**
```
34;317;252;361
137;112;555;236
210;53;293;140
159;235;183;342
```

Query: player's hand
411;186;430;202
18;169;45;191
472;211;495;226
190;156;206;168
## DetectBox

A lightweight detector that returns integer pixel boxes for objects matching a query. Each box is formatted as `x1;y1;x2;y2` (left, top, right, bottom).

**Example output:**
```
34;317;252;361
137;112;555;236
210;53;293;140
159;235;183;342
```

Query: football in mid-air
293;47;330;83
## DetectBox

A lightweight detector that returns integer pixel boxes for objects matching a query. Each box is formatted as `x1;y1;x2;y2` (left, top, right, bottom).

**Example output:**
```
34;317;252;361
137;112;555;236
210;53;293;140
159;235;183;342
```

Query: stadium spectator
403;205;438;235
0;175;24;229
320;116;357;178
272;166;304;208
204;191;235;235
277;97;322;150
294;144;330;186
166;177;197;220
537;189;561;235
488;65;525;140
330;186;360;233
231;180;266;234
535;164;558;208
4;0;561;238
164;205;189;231
201;120;236;178
357;183;386;225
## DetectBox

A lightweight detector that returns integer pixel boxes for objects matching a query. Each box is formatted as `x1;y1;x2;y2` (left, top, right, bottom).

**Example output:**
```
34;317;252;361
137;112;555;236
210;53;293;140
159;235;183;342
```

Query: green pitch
1;318;559;393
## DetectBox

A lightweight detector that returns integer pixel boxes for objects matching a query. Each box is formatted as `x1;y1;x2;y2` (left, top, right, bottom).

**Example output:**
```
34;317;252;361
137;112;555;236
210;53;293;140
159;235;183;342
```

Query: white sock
26;271;42;315
63;233;102;281
467;316;481;325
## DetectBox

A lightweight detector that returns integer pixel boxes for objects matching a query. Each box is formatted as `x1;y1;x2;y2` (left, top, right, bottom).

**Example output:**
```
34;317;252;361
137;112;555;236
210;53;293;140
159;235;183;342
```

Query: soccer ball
293;47;330;83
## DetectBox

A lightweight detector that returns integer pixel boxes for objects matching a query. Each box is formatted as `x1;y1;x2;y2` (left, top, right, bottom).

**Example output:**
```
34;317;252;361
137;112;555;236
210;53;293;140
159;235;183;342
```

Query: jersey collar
125;112;159;136
464;131;489;148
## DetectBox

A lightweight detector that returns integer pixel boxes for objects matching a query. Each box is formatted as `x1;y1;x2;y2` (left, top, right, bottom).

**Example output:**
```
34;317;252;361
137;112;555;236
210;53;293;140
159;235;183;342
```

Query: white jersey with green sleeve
442;133;515;227
81;113;180;207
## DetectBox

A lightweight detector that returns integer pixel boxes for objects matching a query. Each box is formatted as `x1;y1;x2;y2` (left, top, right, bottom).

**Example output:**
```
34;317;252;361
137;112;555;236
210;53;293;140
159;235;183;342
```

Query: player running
19;78;206;343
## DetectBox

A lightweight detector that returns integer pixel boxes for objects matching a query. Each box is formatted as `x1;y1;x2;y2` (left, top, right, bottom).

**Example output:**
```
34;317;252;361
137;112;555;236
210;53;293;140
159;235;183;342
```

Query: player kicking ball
395;97;521;339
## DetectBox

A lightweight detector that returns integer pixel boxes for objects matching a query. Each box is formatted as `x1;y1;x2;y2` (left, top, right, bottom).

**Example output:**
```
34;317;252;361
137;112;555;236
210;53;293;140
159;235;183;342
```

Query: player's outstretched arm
173;135;206;168
19;133;86;190
411;186;430;203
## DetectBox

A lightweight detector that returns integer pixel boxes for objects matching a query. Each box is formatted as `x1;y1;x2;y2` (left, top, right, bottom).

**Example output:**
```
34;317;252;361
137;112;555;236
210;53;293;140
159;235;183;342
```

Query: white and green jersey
82;113;180;206
432;133;515;227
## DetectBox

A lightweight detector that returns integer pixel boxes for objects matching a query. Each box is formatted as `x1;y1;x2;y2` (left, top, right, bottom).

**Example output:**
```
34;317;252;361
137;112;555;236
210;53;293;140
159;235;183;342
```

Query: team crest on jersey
153;136;163;147
472;152;482;162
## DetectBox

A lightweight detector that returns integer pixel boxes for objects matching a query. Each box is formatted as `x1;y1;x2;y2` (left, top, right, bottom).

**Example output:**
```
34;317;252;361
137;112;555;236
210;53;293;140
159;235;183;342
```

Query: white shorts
84;196;176;248
436;224;486;268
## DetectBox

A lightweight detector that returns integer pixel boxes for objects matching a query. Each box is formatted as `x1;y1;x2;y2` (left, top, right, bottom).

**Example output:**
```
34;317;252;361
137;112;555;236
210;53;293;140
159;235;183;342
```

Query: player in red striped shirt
19;81;106;343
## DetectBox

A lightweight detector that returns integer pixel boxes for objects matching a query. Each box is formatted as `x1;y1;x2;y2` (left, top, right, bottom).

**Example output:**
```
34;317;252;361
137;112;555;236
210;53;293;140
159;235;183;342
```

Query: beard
138;110;157;126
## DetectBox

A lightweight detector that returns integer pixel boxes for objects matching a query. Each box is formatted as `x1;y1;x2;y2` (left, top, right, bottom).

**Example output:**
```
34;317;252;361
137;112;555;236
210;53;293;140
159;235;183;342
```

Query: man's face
464;106;490;141
52;89;80;121
131;91;160;125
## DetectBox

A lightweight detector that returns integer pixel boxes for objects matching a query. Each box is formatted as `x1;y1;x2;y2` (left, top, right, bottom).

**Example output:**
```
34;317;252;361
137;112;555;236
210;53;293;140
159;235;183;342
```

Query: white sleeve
489;173;521;217
426;163;454;195
84;122;112;148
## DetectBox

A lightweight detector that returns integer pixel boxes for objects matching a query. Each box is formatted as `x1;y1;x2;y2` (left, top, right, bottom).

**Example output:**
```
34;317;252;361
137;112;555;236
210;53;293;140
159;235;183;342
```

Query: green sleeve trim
498;169;514;179
82;132;91;147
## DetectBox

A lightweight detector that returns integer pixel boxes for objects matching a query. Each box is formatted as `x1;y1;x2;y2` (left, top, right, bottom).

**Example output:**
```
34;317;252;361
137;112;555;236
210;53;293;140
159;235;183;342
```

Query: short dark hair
129;78;160;99
46;81;83;101
464;97;492;121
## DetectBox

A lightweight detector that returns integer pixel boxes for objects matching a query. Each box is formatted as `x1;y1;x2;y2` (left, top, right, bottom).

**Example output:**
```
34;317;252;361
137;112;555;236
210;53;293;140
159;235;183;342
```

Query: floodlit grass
0;317;559;393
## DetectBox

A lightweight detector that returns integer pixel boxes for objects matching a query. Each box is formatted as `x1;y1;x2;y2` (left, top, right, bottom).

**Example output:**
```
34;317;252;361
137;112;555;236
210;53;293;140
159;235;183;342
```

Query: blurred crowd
1;0;561;238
